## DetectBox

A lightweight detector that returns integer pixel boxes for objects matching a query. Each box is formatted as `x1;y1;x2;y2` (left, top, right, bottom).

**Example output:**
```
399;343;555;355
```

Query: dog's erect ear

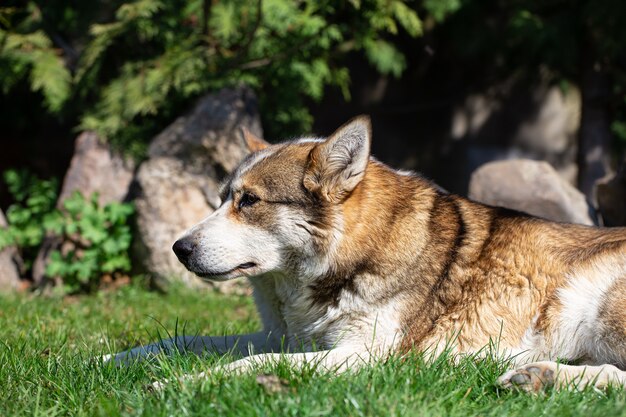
240;127;270;153
304;116;371;202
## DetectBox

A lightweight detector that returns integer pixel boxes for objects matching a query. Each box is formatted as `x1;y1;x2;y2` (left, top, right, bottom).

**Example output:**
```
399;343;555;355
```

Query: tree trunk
577;35;613;203
596;156;626;226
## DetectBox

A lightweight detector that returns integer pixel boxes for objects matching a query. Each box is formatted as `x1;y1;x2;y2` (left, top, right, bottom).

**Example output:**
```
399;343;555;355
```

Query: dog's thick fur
108;117;626;392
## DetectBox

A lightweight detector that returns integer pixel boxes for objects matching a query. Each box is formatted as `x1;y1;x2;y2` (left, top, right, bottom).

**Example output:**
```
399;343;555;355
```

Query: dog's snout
172;239;195;262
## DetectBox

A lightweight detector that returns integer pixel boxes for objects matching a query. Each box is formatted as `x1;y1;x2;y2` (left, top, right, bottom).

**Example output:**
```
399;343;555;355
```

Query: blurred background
1;0;625;294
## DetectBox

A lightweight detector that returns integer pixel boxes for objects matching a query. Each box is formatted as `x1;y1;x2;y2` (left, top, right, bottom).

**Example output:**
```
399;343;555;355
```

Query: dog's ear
304;116;371;202
240;127;269;153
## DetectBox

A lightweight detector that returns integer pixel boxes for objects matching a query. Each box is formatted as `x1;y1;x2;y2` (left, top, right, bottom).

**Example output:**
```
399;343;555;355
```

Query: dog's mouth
195;262;258;280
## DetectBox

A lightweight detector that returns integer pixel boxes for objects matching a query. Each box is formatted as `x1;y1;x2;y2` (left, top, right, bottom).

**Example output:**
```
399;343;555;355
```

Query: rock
133;158;220;288
57;131;135;206
133;86;261;293
596;159;626;227
148;86;262;176
513;86;581;179
32;131;135;286
448;81;581;193
469;159;596;225
0;210;22;291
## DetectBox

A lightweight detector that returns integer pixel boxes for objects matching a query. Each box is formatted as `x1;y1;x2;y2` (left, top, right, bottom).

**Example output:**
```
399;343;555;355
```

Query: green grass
0;284;625;417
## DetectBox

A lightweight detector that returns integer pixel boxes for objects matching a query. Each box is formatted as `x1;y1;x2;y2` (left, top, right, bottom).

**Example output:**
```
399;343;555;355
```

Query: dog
107;116;626;392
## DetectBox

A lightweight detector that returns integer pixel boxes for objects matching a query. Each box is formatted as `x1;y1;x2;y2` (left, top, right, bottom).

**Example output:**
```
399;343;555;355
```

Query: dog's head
172;116;372;281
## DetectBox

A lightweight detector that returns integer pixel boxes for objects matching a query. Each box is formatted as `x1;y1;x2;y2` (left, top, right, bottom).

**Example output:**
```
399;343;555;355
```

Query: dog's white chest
284;286;402;351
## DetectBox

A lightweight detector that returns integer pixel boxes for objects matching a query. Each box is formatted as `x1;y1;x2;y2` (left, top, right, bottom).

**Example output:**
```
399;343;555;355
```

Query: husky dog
108;116;626;392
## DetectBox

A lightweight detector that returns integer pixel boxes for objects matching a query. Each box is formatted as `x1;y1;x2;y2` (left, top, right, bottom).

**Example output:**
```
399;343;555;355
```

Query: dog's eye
238;192;260;209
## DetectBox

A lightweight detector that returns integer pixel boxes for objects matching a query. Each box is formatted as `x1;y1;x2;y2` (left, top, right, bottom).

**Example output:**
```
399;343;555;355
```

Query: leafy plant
0;170;59;270
0;170;134;292
45;192;134;292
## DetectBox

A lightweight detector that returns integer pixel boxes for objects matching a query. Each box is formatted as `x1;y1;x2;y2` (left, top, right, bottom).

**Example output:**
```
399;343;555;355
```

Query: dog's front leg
104;331;281;366
221;347;373;374
148;347;372;391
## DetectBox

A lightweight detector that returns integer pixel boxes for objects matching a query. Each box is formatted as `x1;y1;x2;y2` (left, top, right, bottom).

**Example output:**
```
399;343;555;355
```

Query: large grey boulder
147;88;259;171
56;131;135;205
448;82;581;193
0;210;22;291
133;86;262;292
469;159;596;225
32;131;135;285
133;158;220;288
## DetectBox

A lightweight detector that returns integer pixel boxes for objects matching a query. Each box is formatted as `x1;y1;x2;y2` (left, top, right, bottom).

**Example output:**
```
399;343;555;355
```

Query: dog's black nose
172;239;195;262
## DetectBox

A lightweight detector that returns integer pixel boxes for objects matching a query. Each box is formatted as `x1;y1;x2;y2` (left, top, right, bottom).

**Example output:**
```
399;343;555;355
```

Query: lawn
1;283;625;417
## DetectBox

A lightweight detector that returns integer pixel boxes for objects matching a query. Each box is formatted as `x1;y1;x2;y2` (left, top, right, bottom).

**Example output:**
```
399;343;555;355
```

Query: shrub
0;170;135;293
45;192;134;293
0;170;59;271
0;0;425;156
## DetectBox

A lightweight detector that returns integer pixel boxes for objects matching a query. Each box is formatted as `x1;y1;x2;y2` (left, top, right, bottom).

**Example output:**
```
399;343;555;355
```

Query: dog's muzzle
172;237;260;280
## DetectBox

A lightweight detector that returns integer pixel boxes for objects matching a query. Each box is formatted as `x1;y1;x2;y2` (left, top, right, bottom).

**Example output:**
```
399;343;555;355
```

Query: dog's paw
497;361;557;392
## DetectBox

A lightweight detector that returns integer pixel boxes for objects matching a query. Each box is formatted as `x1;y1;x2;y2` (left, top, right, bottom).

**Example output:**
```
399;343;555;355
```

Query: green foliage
423;0;462;23
1;0;424;156
2;0;626;160
0;170;134;292
46;192;134;292
364;38;407;78
78;0;425;148
0;170;59;269
0;5;72;112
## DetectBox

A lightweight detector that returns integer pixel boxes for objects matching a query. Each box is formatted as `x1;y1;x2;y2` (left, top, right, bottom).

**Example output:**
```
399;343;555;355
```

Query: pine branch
233;0;263;56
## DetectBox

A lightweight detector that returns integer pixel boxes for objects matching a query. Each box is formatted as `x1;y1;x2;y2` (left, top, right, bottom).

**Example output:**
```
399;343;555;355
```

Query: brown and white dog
108;116;626;392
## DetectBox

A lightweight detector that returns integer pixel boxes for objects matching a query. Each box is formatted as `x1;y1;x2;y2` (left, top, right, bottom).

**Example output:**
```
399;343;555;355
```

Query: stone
596;159;626;227
449;82;581;193
469;159;596;225
133;157;219;289
32;131;135;285
57;131;135;206
133;86;261;293
0;209;22;291
148;86;262;177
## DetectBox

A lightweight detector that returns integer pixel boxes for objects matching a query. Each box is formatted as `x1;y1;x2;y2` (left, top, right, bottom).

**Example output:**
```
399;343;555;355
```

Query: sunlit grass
0;283;625;416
